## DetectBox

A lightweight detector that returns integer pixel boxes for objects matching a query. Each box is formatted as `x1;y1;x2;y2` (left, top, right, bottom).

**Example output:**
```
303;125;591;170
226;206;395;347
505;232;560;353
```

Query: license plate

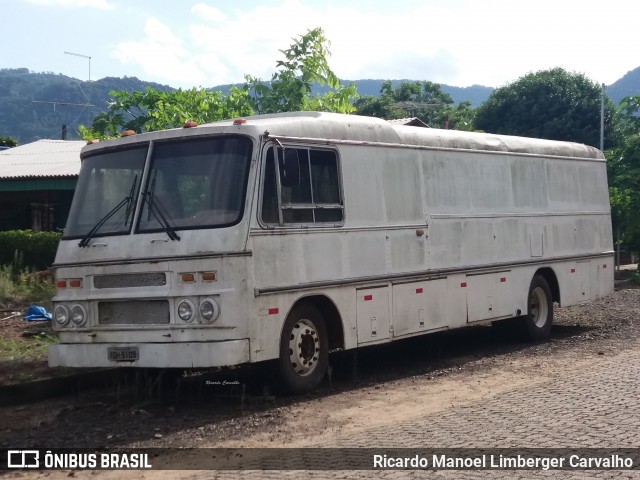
107;346;139;362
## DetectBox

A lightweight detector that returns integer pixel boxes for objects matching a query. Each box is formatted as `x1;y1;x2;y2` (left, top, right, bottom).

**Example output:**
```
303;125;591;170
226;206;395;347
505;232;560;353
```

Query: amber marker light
181;273;195;283
121;129;136;137
201;272;217;282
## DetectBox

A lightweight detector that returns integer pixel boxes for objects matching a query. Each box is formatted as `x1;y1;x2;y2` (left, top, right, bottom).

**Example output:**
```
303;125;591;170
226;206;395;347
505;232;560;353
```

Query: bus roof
83;111;603;161
202;111;603;160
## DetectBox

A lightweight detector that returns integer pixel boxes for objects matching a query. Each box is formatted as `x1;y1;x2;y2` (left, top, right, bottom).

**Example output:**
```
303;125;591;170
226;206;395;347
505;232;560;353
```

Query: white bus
49;112;614;393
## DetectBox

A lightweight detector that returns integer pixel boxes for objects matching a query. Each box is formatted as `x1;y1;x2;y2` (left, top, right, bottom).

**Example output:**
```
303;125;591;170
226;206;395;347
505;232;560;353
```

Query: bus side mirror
278;148;300;187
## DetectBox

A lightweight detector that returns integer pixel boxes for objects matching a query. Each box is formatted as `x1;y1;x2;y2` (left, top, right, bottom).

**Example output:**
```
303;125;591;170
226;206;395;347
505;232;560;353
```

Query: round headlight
199;298;220;323
178;300;194;322
54;305;70;326
71;304;87;326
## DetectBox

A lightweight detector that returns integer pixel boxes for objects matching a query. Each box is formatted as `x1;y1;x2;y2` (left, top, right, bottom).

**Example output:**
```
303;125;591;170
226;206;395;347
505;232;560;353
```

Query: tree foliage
81;28;358;139
80;86;253;139
354;80;475;130
245;28;358;114
0;136;17;147
606;96;640;255
474;68;617;147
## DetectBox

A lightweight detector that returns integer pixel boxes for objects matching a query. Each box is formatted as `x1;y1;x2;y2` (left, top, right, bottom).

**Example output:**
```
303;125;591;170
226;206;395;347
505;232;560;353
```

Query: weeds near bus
0;264;55;306
0;334;58;362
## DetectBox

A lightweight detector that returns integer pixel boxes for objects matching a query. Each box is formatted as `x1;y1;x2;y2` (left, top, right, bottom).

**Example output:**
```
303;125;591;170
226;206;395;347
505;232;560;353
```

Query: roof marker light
183;120;198;128
233;118;247;125
121;129;136;137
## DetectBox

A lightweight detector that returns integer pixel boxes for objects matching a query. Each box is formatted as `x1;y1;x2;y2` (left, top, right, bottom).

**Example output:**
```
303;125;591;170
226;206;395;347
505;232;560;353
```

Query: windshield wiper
145;190;180;242
78;175;138;248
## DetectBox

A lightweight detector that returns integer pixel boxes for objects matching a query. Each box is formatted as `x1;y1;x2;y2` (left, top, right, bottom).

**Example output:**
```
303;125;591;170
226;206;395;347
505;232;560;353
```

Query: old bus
49;112;614;393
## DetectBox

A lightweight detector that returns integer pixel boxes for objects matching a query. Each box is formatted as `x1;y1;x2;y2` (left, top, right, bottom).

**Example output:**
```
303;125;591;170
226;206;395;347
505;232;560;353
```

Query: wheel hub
529;286;548;328
288;318;320;376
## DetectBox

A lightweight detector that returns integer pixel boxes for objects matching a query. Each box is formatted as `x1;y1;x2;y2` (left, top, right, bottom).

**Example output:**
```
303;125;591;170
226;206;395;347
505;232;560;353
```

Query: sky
3;0;639;90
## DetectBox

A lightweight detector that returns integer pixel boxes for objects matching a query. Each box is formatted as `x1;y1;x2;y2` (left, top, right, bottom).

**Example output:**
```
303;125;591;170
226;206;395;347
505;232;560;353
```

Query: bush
0;265;55;306
0;230;60;271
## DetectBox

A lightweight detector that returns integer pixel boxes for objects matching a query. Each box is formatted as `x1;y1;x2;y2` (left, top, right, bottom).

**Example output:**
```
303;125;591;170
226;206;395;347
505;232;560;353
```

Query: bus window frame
258;141;345;229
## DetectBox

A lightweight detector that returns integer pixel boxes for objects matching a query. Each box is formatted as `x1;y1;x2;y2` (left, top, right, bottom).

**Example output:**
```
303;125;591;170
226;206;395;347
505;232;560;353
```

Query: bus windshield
64;135;253;240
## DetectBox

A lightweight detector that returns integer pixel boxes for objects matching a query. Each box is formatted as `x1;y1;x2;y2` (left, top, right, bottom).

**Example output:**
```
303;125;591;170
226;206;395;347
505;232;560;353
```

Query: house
0;140;83;231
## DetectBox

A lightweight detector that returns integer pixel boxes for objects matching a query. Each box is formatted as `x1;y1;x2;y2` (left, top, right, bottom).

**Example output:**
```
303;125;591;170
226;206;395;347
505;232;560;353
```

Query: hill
607;67;640;104
0;69;172;144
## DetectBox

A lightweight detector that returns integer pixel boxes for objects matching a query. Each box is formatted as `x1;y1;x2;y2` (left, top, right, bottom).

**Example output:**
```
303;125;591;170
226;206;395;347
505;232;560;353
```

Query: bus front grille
98;300;170;325
94;273;166;289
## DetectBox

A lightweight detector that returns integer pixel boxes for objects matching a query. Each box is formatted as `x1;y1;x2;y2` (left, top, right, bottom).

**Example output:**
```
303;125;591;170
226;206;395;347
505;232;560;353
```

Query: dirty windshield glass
64;147;146;239
137;136;252;233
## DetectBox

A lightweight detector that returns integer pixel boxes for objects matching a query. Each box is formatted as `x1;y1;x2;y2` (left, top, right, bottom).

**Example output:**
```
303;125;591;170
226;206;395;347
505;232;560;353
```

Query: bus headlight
199;298;220;323
177;299;195;322
54;304;70;327
70;304;87;326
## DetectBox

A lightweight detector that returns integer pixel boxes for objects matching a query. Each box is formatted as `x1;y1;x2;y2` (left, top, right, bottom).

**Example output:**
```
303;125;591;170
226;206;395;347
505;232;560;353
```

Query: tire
278;304;329;394
521;275;553;340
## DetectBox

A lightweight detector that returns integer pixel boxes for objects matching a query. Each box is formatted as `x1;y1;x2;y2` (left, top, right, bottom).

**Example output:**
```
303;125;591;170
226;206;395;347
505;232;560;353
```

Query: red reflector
415;288;424;294
571;268;576;273
268;308;279;315
56;280;67;288
460;282;467;288
233;118;247;125
364;295;373;301
500;277;506;283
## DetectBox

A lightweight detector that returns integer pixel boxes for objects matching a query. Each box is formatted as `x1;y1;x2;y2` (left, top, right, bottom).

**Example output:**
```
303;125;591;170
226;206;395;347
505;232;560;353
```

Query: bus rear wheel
278;304;328;394
521;275;553;340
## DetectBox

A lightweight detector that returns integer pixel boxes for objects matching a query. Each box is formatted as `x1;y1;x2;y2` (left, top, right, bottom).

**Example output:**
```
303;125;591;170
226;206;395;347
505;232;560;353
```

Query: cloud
24;0;113;9
111;17;208;86
107;0;640;89
191;3;227;23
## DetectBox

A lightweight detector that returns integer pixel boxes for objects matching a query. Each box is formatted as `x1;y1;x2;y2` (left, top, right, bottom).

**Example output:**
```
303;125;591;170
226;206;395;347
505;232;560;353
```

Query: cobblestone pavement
187;344;640;480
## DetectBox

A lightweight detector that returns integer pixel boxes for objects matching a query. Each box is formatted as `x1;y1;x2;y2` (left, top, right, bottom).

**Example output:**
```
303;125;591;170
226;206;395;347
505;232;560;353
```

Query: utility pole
600;83;605;151
64;51;91;81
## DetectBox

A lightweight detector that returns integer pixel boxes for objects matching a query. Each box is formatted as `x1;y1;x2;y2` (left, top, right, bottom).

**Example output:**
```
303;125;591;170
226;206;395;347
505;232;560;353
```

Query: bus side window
261;146;343;226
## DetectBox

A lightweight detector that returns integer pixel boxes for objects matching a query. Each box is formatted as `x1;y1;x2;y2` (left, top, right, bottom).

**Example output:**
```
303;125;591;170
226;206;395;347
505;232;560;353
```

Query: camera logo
7;450;40;468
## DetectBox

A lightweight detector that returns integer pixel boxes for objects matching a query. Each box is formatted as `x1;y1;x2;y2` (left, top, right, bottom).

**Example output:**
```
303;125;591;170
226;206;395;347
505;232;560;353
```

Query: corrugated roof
388;117;430;128
0;139;83;179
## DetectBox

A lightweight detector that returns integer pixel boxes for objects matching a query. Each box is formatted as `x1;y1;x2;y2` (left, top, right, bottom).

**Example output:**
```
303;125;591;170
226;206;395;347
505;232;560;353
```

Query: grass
0;334;58;361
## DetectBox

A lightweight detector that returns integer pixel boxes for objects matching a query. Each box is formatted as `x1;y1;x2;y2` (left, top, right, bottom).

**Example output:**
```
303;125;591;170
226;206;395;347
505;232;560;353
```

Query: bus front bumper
48;340;250;368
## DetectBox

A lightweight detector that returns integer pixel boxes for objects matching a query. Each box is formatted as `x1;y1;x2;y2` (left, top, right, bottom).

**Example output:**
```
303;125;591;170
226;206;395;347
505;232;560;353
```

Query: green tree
80;86;253;139
0;136;17;147
354;80;475;130
606;96;640;258
245;28;358;114
474;68;617;147
80;27;358;140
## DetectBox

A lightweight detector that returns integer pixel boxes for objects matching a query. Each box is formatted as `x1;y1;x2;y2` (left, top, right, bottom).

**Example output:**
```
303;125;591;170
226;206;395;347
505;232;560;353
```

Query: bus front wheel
278;304;329;394
521;275;553;340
